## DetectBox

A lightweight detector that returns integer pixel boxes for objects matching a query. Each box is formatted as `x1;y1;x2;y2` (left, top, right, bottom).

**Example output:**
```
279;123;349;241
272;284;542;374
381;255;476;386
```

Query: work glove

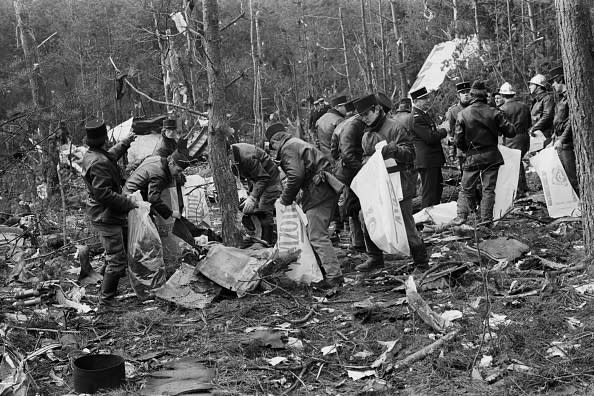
242;195;258;214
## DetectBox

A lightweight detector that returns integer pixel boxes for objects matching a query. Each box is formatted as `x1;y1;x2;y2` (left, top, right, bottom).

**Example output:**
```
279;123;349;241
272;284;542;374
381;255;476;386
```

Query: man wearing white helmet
499;82;532;197
528;74;555;147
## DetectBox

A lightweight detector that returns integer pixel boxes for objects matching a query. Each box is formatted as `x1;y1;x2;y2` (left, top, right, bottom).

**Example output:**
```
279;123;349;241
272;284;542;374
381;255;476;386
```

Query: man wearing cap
228;142;282;244
266;123;345;288
123;151;191;220
395;97;412;114
353;94;429;271
155;118;181;157
333;99;366;253
308;98;328;134
81;120;137;304
315;95;348;159
499;82;532;197
528;73;555;147
453;81;516;225
549;66;579;196
410;87;448;208
445;82;472;169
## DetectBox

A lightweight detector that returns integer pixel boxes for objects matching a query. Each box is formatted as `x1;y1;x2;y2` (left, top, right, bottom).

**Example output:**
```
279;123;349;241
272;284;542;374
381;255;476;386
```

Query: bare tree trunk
506;0;516;74
378;0;387;93
527;0;537;41
473;0;480;40
203;0;242;247
390;1;407;97
452;0;459;38
185;0;198;108
338;6;352;96
555;0;594;256
250;0;264;146
14;0;47;109
151;2;171;110
360;0;374;92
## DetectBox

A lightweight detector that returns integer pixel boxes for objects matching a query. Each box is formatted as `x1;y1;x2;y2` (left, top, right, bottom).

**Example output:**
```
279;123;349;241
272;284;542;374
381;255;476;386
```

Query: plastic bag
351;142;410;256
530;147;580;218
127;191;166;299
275;201;324;284
493;145;521;220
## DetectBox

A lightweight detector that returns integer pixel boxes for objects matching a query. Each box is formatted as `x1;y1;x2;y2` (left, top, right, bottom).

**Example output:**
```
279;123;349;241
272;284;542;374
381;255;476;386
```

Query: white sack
530;147;580;218
275;201;323;284
493;145;521;220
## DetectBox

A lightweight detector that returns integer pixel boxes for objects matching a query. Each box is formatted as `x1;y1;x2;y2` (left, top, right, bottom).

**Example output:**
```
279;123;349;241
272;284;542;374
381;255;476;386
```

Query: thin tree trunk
378;0;387;93
338;6;352;96
203;0;242;247
151;1;171;109
527;0;537;41
390;1;407;97
452;0;459;39
185;0;198;108
473;0;480;40
360;0;374;92
250;0;263;145
506;0;516;75
554;0;594;256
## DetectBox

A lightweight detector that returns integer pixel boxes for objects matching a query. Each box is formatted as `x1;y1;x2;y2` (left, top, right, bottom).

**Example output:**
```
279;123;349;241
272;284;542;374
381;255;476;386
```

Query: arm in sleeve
89;166;136;213
454;114;468;152
558;119;572;144
340;124;363;171
414;115;447;144
279;150;305;206
107;140;132;161
147;175;173;219
381;120;416;164
245;157;272;200
330;131;340;160
496;111;516;138
532;95;555;131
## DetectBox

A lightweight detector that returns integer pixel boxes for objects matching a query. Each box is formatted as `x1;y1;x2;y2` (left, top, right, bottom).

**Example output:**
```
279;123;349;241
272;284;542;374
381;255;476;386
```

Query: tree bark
452;0;459;39
390;1;407;97
360;0;374;92
203;0;242;247
338;6;352;96
250;0;264;146
555;0;594;256
378;0;387;93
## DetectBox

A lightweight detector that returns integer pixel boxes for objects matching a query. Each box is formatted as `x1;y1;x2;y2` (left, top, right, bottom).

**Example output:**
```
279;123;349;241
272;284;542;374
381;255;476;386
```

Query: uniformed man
549;66;579;196
528;74;555;147
411;87;448;208
81;120;137;304
499;82;532;197
316;95;348;159
352;94;429;272
453;81;516;225
445;81;472;168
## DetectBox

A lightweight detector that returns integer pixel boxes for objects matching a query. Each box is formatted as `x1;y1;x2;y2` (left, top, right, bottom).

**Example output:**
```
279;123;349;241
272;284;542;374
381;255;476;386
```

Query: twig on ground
391;330;458;370
287;307;315;325
281;361;313;395
8;325;80;334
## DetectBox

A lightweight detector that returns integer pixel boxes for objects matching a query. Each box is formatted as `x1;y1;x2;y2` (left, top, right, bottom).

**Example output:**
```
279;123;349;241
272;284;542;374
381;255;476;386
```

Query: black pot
72;354;125;394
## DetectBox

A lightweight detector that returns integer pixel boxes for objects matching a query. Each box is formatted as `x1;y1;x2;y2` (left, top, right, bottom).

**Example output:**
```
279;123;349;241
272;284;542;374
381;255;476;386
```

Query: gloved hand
121;132;136;146
242;195;258;214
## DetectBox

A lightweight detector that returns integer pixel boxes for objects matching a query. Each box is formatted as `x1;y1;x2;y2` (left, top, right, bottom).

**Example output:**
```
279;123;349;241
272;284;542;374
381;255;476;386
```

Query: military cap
330;95;348;107
410;87;429;100
375;92;393;112
456;81;471;93
163;119;177;129
168;150;192;170
353;94;378;114
85;119;108;147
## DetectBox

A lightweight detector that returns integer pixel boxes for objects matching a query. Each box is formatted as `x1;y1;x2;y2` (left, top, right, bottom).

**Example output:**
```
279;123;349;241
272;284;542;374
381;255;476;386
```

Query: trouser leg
349;215;364;248
457;169;480;219
93;222;127;301
306;197;342;279
400;199;428;265
359;210;383;260
558;148;579;197
419;167;443;208
479;165;500;223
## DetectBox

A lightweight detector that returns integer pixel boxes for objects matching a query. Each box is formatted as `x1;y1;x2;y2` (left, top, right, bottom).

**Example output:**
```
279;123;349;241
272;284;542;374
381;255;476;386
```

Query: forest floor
2;167;593;396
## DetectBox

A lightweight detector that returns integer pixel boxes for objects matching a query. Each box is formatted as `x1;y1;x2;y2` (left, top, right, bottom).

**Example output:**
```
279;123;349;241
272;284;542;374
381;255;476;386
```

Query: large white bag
530;147;580;218
493;145;521;220
183;174;211;227
351;144;410;256
275;201;324;284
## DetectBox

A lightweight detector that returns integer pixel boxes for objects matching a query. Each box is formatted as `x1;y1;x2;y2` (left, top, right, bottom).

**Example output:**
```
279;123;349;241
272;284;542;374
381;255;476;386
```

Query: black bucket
72;354;125;394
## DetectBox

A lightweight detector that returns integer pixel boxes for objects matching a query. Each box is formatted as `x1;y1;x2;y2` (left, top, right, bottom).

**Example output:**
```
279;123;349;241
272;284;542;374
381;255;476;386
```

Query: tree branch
220;12;246;32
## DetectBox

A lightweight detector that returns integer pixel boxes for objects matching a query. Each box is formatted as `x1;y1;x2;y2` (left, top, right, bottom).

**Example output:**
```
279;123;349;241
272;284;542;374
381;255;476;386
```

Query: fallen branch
281;361;314;395
8;325;80;334
287;307;315;325
391;330;458;370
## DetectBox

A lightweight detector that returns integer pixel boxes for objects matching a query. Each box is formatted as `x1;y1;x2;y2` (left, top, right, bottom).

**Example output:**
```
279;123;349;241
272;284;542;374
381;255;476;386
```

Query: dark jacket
530;91;555;137
315;109;344;157
272;132;336;211
231;143;280;199
455;100;516;171
309;105;329;130
154;132;177;157
500;97;531;153
123;155;174;219
361;112;417;200
553;94;573;150
334;116;366;185
81;142;136;225
445;103;463;138
411;106;447;169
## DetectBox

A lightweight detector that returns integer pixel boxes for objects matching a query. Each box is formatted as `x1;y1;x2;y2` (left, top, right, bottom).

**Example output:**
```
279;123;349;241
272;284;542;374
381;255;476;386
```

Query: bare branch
220;12;246;32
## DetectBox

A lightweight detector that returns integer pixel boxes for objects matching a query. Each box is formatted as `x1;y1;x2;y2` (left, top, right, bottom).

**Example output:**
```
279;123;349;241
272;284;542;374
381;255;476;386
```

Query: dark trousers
457;165;500;222
418;167;443;209
92;222;127;276
257;184;282;227
359;198;428;265
558;148;579;197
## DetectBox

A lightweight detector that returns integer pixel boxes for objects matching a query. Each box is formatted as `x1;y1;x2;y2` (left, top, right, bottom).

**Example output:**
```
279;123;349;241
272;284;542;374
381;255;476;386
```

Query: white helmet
529;74;547;88
499;82;515;95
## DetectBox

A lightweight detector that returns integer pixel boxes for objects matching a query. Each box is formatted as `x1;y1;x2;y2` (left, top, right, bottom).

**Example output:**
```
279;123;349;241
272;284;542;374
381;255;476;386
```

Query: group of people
82;64;579;300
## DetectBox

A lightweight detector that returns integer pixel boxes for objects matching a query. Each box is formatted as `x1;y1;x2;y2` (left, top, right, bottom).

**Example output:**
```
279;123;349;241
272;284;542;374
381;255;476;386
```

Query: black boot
261;225;275;245
100;272;120;303
355;255;384;272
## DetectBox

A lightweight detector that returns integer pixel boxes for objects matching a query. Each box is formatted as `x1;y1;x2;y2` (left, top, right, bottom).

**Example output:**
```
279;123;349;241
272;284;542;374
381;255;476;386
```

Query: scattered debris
153;263;221;309
478;237;529;261
266;356;288;366
346;369;376;381
321;344;341;356
405;276;446;332
140;358;212;396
